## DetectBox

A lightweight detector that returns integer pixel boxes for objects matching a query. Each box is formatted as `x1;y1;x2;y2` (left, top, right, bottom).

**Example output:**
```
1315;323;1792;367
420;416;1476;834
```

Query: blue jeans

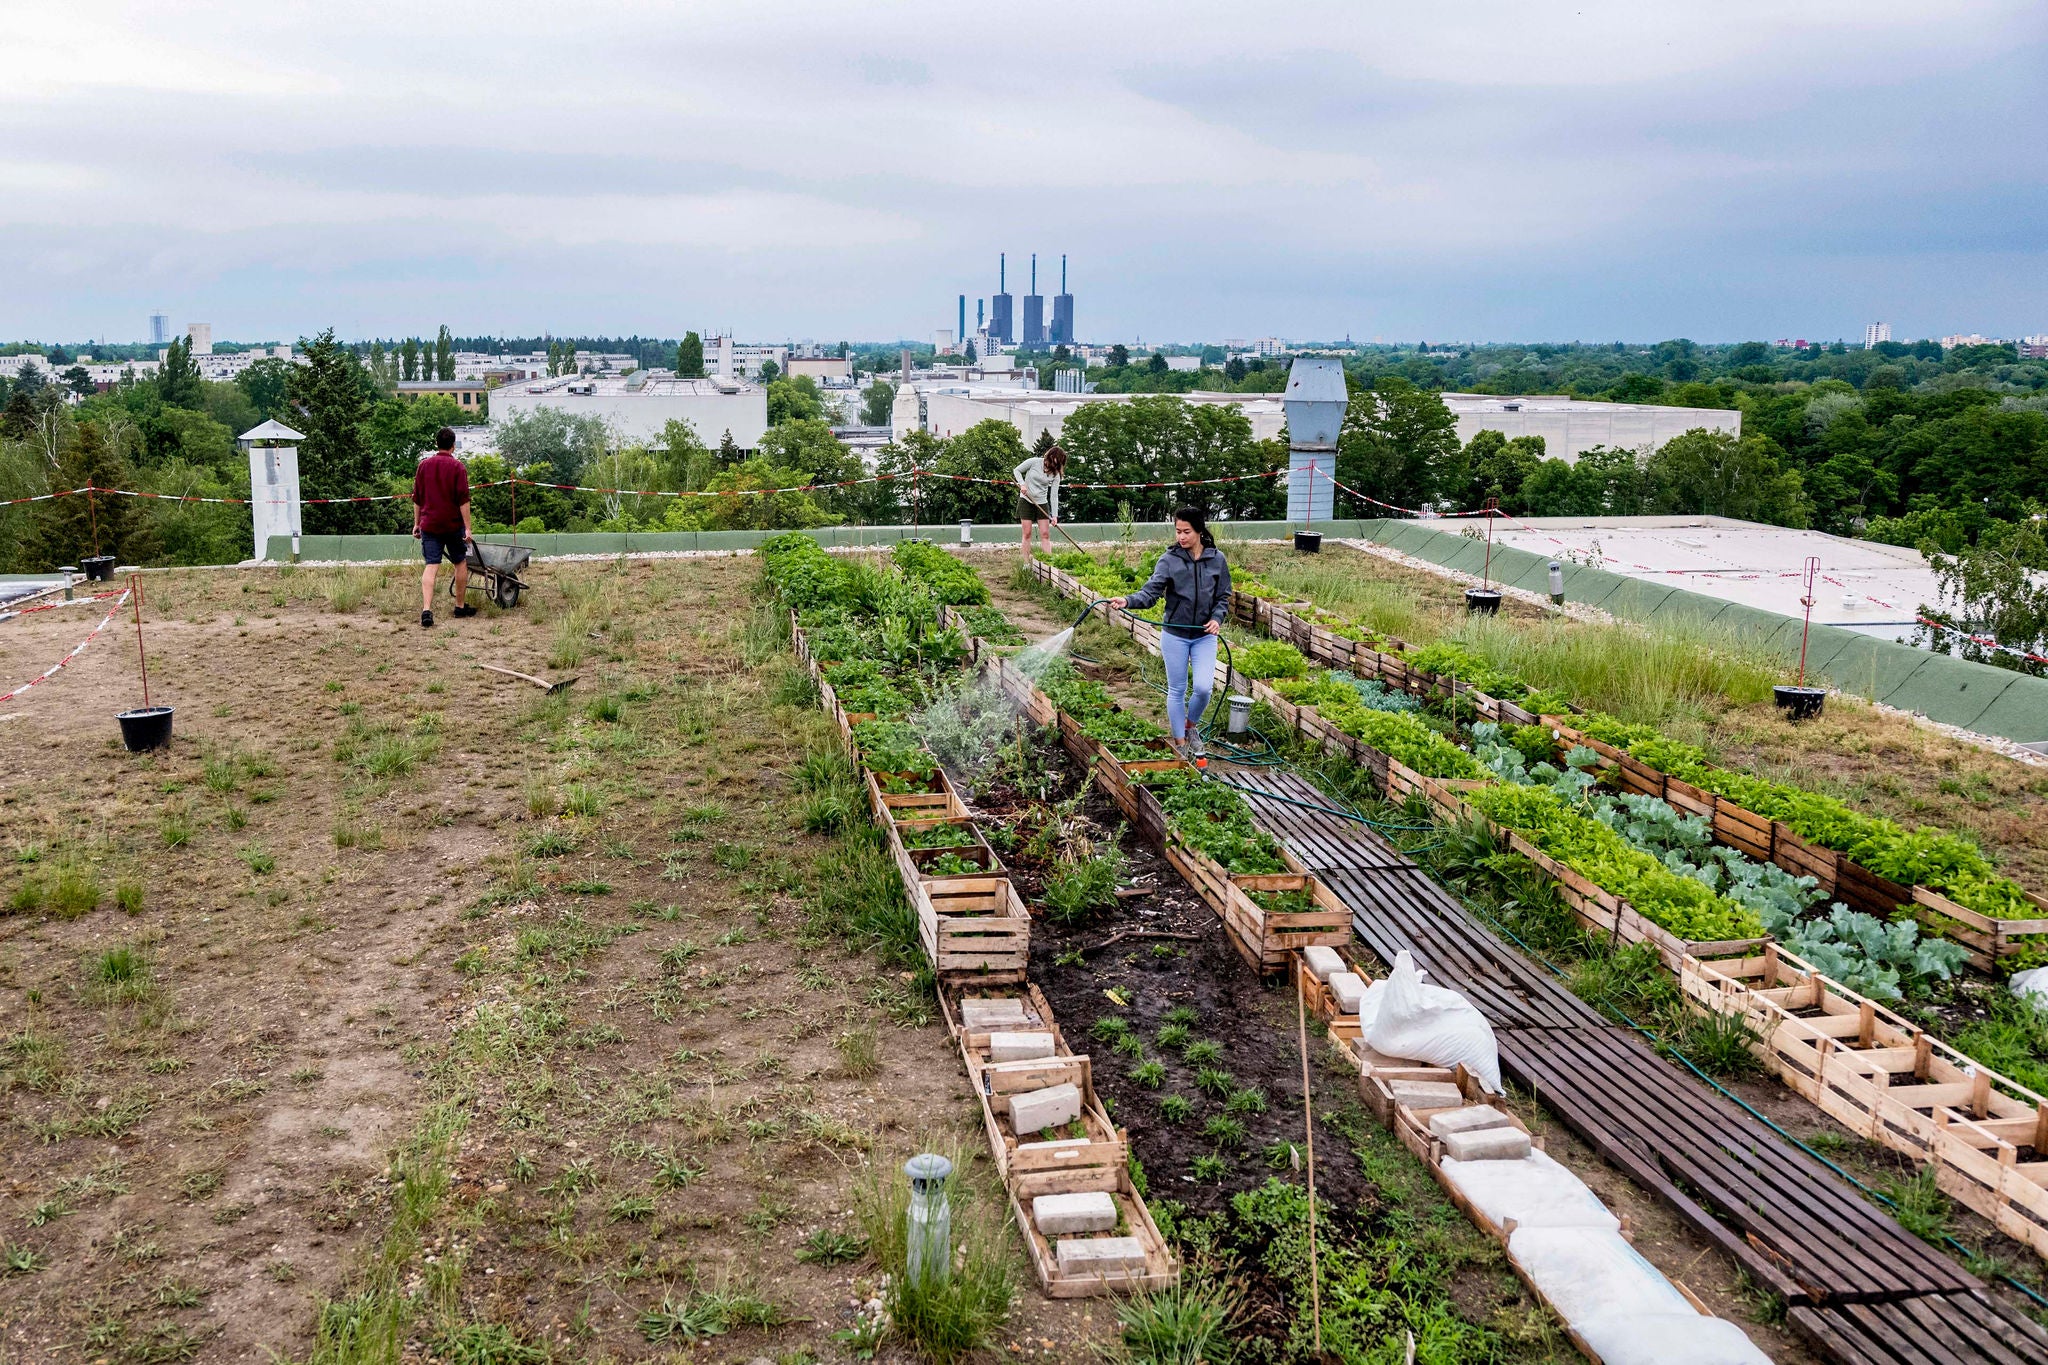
1161;629;1218;742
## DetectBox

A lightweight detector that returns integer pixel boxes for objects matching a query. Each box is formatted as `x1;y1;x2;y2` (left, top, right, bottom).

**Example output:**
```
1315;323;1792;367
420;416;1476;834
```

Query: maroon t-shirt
412;452;470;536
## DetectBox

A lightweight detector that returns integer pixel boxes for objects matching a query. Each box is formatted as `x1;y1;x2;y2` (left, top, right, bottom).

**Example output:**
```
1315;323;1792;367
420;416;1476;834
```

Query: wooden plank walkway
1218;764;2048;1365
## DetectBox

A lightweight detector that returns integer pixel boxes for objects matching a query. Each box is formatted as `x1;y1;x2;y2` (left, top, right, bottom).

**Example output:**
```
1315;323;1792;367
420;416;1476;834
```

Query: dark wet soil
957;733;1374;1219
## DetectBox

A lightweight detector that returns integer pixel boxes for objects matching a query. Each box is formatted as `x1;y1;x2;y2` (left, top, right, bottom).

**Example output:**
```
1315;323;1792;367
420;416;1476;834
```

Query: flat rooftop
1440;392;1736;419
508;374;758;397
1484;515;1947;638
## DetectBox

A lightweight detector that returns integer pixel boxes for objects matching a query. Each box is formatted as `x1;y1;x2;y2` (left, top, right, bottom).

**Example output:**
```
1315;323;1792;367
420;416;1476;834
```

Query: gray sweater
1014;456;1061;519
1124;544;1232;634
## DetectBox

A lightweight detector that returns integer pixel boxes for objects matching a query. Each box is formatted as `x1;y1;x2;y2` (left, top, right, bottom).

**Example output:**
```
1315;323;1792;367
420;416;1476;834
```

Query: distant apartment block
1863;322;1891;348
1252;337;1289;357
186;323;212;356
1941;333;1994;349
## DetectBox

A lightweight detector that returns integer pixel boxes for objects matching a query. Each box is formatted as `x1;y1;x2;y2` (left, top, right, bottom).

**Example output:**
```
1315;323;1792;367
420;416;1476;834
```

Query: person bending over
1013;444;1066;554
1109;507;1230;760
412;426;474;628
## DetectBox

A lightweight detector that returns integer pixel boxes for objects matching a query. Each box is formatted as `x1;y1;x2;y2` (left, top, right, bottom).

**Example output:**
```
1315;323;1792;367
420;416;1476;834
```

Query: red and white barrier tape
0;589;131;704
0;588;129;627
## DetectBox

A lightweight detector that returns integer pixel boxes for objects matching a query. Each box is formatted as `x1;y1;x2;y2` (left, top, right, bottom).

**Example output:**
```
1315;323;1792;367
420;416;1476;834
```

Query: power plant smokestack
991;254;1014;345
1051;254;1075;347
1023;252;1045;347
958;294;965;346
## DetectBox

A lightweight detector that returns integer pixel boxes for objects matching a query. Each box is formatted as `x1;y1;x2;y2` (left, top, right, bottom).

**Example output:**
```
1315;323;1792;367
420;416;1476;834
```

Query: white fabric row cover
1510;1227;1770;1365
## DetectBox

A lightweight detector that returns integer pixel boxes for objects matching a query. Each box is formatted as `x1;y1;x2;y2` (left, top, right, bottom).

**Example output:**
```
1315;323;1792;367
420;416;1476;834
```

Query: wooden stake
129;575;151;707
1296;966;1323;1352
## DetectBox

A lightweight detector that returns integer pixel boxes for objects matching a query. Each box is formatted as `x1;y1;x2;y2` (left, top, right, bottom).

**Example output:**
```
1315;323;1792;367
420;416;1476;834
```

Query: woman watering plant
1013;444;1067;555
1110;507;1230;760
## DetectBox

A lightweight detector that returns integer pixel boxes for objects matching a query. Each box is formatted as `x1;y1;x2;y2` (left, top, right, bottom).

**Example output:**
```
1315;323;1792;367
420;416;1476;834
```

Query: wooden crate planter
865;768;968;828
891;815;1003;880
940;982;1072;1056
914;874;1030;982
1092;752;1184;847
1683;945;2048;1260
1005;1165;1177;1298
1222;873;1350;975
970;1054;1125;1193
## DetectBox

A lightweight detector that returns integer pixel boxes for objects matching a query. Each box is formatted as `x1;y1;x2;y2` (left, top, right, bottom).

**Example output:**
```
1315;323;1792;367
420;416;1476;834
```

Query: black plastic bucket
1293;531;1322;553
116;706;174;752
81;555;116;582
1464;588;1503;615
1773;686;1826;720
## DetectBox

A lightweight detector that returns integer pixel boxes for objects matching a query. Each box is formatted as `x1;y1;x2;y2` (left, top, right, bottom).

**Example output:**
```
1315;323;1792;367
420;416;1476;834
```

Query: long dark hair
1172;505;1215;549
1042;445;1068;476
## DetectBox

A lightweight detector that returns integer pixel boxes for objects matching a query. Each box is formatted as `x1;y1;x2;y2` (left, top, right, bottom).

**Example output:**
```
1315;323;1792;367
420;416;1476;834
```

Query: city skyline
3;2;2043;343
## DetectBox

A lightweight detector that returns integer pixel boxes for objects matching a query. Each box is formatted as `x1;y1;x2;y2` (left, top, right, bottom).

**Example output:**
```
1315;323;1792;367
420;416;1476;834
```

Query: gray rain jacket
1124;544;1232;635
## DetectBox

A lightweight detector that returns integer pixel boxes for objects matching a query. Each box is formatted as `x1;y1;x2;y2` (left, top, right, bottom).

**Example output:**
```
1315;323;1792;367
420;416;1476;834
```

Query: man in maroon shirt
412;427;474;628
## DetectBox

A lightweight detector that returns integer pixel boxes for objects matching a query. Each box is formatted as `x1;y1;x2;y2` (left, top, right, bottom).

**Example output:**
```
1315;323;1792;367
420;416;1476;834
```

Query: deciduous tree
676;332;704;378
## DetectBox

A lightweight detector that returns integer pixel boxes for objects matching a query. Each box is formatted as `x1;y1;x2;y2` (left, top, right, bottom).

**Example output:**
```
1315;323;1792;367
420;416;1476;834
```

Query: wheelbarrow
453;540;533;609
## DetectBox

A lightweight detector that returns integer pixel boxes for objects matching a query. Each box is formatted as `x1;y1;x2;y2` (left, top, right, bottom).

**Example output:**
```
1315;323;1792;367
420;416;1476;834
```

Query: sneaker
453;605;478;618
421;610;434;628
1188;731;1206;759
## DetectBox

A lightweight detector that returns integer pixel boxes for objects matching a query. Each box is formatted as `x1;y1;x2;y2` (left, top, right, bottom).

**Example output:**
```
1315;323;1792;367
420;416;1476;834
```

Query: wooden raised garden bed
1683;944;2048;1259
1548;717;2048;970
1220;872;1351;975
786;583;1182;1299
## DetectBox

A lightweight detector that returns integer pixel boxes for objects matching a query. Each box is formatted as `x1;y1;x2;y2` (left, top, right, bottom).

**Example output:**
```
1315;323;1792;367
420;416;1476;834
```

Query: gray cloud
1;1;2043;342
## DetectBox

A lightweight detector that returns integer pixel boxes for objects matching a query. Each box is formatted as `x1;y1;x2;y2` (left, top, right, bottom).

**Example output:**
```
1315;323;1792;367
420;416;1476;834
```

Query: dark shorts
421;531;469;565
1017;495;1050;522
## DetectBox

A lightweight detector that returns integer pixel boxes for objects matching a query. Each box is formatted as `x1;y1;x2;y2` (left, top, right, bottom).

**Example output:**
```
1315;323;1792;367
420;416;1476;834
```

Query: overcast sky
6;1;2044;346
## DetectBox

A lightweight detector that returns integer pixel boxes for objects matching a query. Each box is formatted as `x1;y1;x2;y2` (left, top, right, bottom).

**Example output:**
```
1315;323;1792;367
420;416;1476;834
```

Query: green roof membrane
1963;674;2048;744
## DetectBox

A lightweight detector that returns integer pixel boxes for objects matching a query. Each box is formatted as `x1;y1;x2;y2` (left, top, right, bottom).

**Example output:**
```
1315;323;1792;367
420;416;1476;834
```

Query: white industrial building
1487;516;1945;640
1440;393;1741;462
490;373;769;449
909;387;1285;446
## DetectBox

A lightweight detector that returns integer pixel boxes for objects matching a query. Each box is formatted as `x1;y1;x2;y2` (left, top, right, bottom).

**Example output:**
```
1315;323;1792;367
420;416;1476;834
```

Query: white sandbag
1575;1312;1771;1365
1439;1148;1618;1232
1364;950;1501;1092
1353;978;1388;1031
2012;966;2048;1007
1508;1226;1694;1326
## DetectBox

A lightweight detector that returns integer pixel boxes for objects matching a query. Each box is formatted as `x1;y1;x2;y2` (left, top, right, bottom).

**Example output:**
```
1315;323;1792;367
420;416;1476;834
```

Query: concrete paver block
988;1031;1055;1062
1055;1235;1148;1278
1303;945;1346;983
1328;971;1368;1014
1009;1082;1081;1135
1443;1125;1532;1162
1429;1104;1513;1139
1031;1191;1118;1235
1388;1079;1466;1111
961;997;1028;1031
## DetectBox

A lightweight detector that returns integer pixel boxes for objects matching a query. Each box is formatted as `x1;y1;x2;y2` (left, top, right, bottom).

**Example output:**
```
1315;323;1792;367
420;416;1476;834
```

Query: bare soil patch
0;557;1101;1362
